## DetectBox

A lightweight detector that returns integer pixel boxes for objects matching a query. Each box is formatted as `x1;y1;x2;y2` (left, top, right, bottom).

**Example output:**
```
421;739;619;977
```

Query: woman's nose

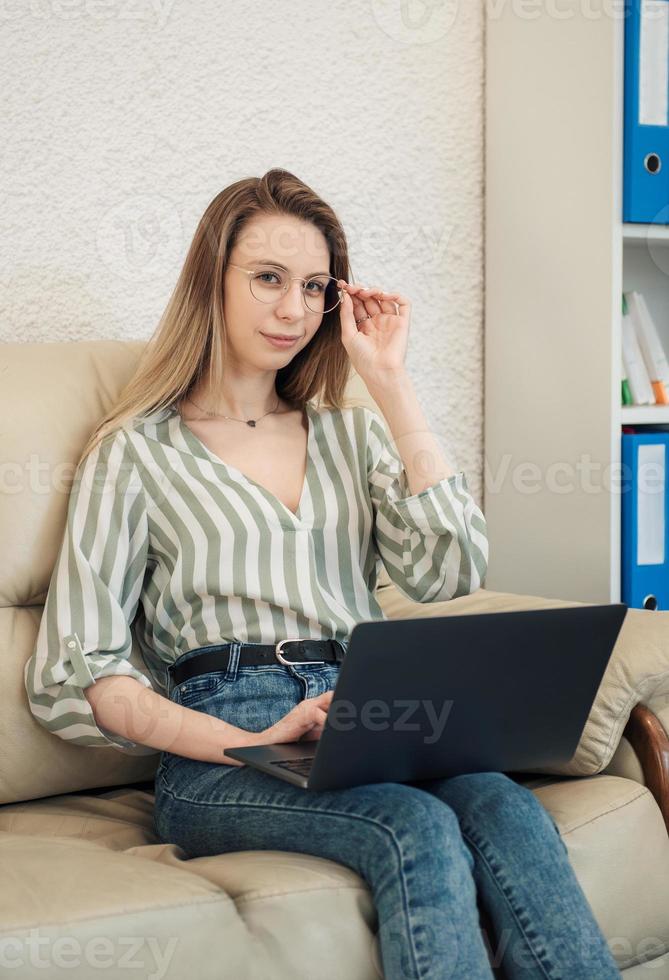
277;280;307;316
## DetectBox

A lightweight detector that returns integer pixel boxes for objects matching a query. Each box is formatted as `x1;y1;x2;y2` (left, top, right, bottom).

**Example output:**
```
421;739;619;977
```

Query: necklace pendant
247;419;256;427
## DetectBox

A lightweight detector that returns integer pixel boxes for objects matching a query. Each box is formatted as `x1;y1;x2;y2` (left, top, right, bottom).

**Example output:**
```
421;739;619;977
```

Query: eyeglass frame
228;263;344;313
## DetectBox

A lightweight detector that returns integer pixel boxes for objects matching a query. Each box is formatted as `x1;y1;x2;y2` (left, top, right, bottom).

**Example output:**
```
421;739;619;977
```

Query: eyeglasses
229;264;344;314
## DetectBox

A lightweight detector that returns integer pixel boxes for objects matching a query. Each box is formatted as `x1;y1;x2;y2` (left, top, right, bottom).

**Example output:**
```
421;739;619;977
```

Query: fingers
338;280;405;302
338;290;361;346
306;696;331;724
337;280;405;317
352;295;380;324
299;704;328;741
262;691;336;746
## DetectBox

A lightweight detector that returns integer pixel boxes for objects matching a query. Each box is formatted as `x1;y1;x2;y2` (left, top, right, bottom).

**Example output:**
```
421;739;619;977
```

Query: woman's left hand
337;280;411;392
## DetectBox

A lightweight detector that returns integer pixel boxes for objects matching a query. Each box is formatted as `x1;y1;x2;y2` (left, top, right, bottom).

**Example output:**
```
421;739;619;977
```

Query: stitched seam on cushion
558;786;650;836
0;894;232;936
0;820;154;838
234;883;371;907
159;785;426;978
459;829;554;979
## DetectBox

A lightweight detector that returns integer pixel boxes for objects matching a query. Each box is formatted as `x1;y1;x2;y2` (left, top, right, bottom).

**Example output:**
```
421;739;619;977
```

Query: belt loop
226;641;240;681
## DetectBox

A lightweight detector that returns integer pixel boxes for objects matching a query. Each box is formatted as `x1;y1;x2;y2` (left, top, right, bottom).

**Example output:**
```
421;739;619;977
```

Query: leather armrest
624;704;669;835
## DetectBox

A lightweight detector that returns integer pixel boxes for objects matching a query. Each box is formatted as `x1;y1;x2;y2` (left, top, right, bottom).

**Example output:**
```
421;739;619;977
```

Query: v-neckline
173;400;315;525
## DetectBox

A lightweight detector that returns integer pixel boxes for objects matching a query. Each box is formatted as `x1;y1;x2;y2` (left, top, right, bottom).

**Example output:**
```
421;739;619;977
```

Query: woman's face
223;213;333;367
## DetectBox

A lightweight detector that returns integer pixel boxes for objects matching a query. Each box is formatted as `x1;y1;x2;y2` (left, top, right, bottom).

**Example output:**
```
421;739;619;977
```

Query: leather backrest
1;340;389;803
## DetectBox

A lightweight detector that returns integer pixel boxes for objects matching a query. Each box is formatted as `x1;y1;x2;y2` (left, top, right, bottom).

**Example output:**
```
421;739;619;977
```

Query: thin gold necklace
185;393;281;428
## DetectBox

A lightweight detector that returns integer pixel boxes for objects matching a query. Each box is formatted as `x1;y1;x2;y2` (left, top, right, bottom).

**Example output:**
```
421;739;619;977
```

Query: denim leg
411;771;621;980
154;760;496;980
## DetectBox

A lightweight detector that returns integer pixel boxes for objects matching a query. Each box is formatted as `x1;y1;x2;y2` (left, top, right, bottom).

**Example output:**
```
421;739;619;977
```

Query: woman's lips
261;333;300;348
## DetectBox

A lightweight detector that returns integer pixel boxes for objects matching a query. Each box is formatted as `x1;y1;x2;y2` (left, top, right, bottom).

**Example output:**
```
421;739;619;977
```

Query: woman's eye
306;280;325;293
256;271;281;284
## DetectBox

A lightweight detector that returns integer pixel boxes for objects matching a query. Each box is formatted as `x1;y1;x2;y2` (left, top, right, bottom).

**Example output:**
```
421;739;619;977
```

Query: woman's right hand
258;690;335;746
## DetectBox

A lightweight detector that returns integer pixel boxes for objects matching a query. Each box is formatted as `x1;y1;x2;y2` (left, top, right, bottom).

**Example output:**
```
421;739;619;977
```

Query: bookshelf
621;406;669;424
484;7;669;604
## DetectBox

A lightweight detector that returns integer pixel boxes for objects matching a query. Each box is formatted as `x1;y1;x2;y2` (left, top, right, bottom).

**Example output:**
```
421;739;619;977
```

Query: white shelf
623;223;669;246
621;406;669;425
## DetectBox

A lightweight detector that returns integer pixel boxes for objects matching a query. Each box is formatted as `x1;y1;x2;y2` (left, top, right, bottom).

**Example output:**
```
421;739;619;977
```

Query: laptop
225;604;628;791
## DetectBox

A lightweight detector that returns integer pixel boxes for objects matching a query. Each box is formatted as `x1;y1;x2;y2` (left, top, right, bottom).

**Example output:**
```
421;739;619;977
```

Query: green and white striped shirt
24;402;488;754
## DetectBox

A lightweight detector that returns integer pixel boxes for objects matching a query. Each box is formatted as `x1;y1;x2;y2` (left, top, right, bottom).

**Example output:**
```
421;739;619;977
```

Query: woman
25;169;621;979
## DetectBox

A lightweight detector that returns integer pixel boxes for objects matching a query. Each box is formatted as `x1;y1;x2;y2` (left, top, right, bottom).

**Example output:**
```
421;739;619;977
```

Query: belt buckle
275;639;325;666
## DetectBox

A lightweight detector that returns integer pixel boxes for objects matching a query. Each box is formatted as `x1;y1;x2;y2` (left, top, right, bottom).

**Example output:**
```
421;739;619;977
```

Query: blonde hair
76;168;355;468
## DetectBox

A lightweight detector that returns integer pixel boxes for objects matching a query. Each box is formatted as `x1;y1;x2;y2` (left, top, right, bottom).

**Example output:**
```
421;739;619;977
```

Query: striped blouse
24;401;489;755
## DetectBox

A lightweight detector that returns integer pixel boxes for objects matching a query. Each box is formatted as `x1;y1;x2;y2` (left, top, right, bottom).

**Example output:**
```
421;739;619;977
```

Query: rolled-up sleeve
365;408;489;603
24;428;157;754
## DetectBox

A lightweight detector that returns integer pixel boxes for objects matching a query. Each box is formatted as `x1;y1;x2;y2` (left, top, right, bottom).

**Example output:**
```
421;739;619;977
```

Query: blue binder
621;432;669;609
623;0;669;223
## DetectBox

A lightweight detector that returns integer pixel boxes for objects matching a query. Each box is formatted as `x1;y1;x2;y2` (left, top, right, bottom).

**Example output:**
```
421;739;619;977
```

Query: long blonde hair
76;168;355;468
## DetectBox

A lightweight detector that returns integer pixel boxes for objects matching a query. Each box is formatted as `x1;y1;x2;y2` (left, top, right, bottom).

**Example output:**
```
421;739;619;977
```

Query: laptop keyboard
270;757;314;777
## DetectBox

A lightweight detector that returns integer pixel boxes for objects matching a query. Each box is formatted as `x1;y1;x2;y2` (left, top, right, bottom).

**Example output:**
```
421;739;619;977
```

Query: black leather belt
168;638;346;687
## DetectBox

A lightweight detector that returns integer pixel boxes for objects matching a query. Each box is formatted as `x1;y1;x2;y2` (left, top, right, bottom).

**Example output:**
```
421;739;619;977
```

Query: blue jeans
153;644;621;980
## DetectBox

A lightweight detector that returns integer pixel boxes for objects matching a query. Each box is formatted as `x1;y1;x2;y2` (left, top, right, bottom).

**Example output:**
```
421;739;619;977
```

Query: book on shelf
621;294;655;404
623;290;669;405
621;350;633;406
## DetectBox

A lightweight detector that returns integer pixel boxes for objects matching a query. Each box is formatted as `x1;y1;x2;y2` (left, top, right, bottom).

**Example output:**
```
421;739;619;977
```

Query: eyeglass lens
249;268;342;313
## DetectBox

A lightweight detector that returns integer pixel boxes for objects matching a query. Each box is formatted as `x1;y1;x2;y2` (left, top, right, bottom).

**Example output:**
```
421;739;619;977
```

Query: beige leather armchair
3;339;669;978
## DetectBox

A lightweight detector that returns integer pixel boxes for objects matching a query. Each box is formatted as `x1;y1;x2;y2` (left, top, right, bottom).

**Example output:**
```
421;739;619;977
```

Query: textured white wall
2;0;484;503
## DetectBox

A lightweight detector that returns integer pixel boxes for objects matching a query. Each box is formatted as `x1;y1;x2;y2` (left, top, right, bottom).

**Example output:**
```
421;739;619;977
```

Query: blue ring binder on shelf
623;0;669;224
621;432;669;610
